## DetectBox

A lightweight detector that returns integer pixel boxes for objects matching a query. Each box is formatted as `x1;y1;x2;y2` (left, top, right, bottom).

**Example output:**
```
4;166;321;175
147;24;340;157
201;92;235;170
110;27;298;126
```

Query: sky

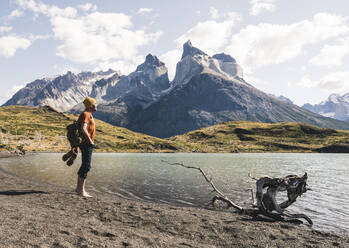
0;0;349;106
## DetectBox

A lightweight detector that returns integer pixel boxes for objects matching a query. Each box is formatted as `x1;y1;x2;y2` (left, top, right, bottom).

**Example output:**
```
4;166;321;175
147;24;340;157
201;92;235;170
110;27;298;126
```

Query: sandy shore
0;154;348;248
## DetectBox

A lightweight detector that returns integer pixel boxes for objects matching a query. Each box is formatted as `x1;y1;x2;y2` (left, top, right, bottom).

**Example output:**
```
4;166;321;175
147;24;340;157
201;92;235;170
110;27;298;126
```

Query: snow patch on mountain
172;40;243;87
3;69;117;112
302;93;349;121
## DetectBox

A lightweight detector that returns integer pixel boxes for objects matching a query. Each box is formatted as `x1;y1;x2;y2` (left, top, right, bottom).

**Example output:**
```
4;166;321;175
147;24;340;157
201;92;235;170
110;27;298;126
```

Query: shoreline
1;155;349;247
5;151;349;155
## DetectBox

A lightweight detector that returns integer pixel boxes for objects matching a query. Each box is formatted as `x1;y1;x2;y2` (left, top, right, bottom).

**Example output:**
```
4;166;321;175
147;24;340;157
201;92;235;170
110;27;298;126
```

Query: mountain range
302;93;349;122
4;69;117;112
4;40;349;137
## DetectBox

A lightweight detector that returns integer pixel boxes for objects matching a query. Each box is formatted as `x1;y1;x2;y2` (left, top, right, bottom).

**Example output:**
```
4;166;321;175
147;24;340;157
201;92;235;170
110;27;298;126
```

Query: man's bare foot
77;191;92;198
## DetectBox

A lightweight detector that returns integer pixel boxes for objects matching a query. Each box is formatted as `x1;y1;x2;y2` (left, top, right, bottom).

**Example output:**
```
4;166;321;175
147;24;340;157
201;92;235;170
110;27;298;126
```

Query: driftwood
162;160;312;225
161;161;244;211
252;173;312;225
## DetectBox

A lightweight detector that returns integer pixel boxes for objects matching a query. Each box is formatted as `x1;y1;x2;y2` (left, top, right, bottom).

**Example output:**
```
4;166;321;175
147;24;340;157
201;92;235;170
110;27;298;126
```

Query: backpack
66;121;84;148
63;113;91;166
63;121;83;166
66;112;92;148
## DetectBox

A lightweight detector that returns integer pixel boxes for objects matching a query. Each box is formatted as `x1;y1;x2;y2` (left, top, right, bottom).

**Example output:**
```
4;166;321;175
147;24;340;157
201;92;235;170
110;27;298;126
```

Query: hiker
76;97;97;197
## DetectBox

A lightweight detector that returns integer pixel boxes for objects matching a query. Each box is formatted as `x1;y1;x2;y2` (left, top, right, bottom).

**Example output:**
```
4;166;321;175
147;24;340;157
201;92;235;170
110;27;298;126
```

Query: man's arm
82;123;94;145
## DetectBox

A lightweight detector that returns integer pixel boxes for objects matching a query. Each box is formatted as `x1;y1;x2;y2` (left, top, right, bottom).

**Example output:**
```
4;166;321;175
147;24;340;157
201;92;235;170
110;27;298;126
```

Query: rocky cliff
128;73;349;137
172;40;243;87
92;54;170;126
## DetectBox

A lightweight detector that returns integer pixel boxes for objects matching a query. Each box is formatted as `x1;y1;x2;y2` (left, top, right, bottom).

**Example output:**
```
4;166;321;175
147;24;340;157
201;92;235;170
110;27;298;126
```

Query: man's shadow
0;190;48;196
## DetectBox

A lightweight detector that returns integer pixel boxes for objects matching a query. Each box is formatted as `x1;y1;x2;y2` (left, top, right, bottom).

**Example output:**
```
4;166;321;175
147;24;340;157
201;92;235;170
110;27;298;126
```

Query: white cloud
8;9;24;19
78;3;97;12
0;26;12;33
309;38;349;67
27;34;50;40
209;7;219;19
175;12;241;55
226;12;242;22
137;8;153;15
226;13;349;71
51;12;162;65
296;76;319;89
160;49;181;80
15;0;162;74
196;10;201;15
0;31;50;59
249;0;277;16
244;74;270;87
16;0;77;18
297;72;349;92
0;36;31;58
94;60;139;75
6;84;25;98
0;83;25;104
160;11;242;78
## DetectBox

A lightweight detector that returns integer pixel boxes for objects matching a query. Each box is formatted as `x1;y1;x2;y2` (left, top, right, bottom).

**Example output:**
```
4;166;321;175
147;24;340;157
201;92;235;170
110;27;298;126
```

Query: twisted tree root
255;173;312;225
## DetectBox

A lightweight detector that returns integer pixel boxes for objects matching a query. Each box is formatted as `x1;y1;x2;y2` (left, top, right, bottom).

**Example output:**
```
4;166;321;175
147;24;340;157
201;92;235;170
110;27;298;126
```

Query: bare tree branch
162;160;312;225
161;160;243;211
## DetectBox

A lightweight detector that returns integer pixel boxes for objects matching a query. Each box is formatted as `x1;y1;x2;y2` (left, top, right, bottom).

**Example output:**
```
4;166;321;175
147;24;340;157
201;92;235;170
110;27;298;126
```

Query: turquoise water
1;153;348;235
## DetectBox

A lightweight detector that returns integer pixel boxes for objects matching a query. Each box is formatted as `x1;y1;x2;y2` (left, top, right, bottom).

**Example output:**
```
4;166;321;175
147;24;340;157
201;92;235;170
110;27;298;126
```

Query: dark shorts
78;143;94;179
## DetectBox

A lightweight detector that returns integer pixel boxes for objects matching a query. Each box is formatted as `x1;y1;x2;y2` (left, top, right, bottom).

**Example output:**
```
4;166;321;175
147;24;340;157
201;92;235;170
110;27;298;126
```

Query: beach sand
0;154;348;248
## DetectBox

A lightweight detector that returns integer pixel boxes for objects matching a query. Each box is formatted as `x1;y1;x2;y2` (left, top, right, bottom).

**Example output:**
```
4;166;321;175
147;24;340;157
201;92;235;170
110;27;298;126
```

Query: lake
0;153;348;235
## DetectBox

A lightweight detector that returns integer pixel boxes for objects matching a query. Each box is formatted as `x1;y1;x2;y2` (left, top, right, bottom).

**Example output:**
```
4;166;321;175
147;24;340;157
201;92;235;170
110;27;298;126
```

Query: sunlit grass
0;106;184;153
170;121;349;153
1;106;349;153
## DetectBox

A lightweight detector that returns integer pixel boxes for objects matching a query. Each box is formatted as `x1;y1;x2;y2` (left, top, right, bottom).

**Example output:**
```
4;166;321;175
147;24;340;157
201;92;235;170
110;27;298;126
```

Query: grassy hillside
0;106;186;153
171;121;349;153
1;106;349;153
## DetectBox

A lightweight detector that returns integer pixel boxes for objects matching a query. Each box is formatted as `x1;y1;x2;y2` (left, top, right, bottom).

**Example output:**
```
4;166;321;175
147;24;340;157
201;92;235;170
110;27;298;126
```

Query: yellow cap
83;97;96;109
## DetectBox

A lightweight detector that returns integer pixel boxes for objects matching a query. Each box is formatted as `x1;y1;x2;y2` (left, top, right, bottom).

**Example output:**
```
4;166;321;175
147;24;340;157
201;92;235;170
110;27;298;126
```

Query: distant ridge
302;93;349;121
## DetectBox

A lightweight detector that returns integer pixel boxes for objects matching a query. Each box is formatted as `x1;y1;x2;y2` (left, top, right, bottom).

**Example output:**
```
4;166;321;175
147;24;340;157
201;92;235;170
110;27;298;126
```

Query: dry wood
161;160;243;211
254;173;312;225
162;160;312;225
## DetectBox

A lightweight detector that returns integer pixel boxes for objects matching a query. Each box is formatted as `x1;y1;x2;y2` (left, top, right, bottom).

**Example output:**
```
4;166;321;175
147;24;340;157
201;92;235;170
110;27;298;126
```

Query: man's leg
76;176;92;197
76;145;93;197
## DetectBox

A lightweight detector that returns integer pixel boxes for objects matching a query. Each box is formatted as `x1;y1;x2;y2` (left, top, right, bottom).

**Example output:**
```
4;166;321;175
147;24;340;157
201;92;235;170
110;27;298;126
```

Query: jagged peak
302;103;313;108
104;68;116;74
181;40;207;59
328;93;341;103
212;53;236;63
26;78;50;88
56;71;77;81
277;95;293;104
329;93;340;98
136;54;165;71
